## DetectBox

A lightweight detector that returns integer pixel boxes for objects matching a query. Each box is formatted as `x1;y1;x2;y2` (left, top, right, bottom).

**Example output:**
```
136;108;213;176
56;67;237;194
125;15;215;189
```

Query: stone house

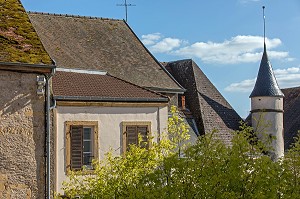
0;1;55;198
51;68;169;193
0;62;55;199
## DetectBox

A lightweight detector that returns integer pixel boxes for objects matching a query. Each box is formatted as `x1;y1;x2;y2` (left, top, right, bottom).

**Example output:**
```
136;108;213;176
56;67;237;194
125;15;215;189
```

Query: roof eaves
0;61;55;74
144;87;186;94
53;96;168;102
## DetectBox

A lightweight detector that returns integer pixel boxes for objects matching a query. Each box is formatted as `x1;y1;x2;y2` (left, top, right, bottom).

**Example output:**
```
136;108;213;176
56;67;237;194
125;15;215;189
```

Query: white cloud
141;33;162;45
173;35;287;64
225;79;256;92
141;33;292;65
225;67;300;92
150;38;182;53
274;68;300;88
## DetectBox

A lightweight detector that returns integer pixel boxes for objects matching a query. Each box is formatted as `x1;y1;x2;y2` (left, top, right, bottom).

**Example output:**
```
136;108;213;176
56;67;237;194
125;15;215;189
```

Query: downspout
157;107;160;142
45;67;55;199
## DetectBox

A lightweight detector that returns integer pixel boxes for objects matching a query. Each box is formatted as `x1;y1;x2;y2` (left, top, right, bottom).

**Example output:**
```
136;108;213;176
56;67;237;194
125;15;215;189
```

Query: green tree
58;106;300;199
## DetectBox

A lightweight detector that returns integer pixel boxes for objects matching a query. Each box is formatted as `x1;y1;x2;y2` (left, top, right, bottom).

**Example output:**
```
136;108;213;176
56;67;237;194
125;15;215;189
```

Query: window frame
65;121;99;172
122;121;151;153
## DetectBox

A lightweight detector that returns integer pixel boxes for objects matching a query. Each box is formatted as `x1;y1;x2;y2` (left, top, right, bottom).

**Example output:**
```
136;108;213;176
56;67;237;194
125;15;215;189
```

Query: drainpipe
45;68;55;199
157;107;160;142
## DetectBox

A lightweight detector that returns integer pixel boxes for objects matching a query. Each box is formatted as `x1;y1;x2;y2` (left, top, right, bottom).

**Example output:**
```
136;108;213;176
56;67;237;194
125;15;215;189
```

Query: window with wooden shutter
66;121;98;172
70;126;83;170
122;122;151;153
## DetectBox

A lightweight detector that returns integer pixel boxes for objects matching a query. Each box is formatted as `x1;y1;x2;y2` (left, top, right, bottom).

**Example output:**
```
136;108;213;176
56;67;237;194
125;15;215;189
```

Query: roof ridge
56;68;107;75
122;21;185;92
281;86;300;91
167;59;193;64
27;11;123;21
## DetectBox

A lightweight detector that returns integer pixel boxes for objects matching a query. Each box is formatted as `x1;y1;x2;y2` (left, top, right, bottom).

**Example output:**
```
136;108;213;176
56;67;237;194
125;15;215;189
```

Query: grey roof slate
165;59;242;146
281;87;300;150
27;12;184;92
250;45;284;97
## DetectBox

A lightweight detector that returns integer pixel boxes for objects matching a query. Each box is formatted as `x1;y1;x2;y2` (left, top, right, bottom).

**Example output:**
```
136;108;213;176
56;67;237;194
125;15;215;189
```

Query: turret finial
263;6;266;51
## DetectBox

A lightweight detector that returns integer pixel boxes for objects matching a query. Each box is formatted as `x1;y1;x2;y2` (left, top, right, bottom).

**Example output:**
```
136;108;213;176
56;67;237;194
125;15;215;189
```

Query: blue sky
21;0;300;118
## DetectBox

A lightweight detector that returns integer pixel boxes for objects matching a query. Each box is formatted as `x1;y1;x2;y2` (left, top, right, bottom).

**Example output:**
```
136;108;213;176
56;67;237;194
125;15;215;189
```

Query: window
65;121;98;171
122;122;151;153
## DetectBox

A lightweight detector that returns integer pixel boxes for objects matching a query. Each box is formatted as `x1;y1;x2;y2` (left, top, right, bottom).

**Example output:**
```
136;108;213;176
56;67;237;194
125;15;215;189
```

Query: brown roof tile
52;70;168;102
28;12;183;92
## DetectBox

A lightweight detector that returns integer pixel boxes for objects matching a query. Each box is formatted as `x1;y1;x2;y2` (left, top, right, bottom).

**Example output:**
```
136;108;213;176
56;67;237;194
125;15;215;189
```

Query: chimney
181;95;186;110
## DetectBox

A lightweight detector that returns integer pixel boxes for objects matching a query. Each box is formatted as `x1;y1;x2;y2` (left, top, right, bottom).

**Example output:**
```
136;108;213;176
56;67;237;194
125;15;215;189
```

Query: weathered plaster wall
251;96;284;160
55;105;168;193
0;71;45;198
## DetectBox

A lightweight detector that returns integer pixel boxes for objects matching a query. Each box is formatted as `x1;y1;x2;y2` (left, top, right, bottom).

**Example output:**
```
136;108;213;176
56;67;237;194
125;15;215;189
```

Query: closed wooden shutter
70;126;83;170
126;126;148;149
126;126;138;150
137;126;148;148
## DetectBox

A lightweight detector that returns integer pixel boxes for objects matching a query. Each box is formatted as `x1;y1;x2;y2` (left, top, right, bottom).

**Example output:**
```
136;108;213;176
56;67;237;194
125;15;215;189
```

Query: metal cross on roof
117;0;136;22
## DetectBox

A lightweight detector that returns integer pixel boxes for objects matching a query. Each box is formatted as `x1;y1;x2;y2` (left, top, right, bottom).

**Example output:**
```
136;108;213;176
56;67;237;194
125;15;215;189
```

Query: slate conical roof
249;44;284;97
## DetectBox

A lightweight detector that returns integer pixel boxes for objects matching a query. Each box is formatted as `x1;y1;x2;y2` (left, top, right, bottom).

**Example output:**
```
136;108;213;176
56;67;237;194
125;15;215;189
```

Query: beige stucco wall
55;105;168;193
0;71;46;198
251;96;284;160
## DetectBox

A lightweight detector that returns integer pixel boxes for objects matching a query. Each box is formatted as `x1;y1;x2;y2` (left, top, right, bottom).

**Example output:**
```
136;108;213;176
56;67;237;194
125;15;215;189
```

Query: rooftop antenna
263;6;266;48
117;0;136;22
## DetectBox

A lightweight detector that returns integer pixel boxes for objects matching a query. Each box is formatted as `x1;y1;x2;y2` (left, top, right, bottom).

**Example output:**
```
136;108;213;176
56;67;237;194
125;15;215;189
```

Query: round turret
250;44;284;161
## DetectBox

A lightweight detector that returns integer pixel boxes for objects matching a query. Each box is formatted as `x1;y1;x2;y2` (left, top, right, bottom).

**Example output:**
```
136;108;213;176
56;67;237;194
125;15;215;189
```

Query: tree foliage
58;106;300;199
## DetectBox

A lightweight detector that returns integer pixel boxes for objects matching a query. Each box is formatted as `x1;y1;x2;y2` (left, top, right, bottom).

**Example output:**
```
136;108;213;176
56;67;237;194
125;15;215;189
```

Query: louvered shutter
70;126;83;170
137;126;148;148
126;126;138;150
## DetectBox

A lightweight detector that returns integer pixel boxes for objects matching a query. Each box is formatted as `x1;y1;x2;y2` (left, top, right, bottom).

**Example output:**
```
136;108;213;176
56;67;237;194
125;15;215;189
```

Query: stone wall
0;71;46;198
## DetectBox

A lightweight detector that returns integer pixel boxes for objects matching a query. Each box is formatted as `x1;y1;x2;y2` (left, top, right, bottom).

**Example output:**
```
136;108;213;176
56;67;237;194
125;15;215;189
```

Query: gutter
144;87;186;94
53;96;169;102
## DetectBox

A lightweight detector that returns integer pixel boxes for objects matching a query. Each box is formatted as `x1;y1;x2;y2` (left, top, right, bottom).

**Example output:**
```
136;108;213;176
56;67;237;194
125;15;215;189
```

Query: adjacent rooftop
52;69;169;102
164;59;242;146
28;12;184;92
0;0;52;64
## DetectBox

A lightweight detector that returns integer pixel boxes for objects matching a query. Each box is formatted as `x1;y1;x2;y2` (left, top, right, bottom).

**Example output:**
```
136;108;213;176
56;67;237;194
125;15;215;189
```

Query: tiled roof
165;59;242;146
282;87;300;150
52;70;168;102
250;45;284;97
0;0;51;64
28;12;183;92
